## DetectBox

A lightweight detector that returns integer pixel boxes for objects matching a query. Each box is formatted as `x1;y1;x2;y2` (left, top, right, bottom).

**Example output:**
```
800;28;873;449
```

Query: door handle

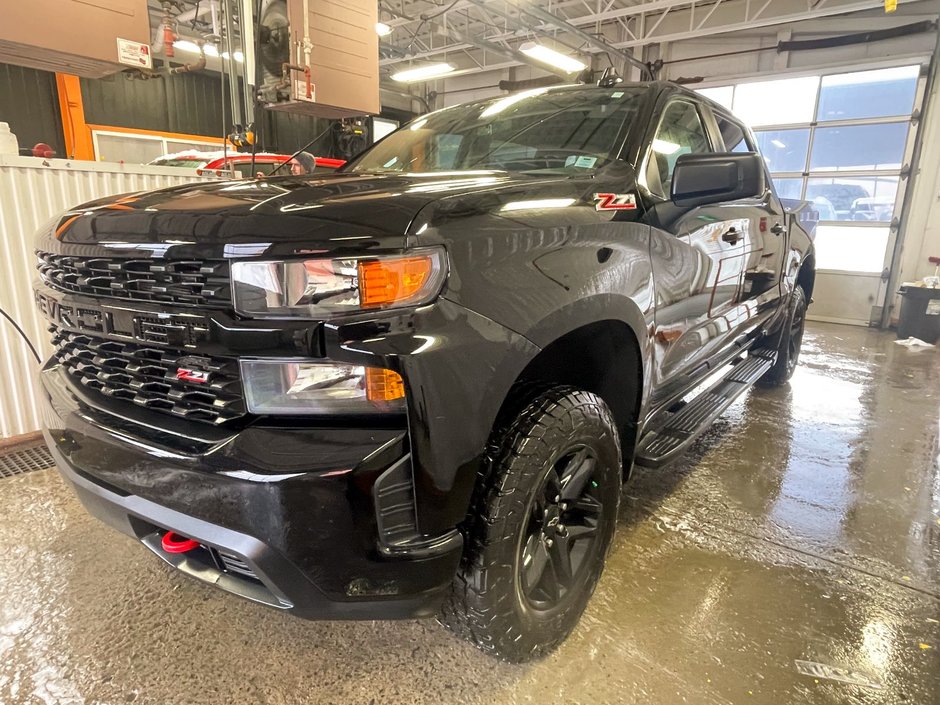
721;228;741;245
771;223;786;236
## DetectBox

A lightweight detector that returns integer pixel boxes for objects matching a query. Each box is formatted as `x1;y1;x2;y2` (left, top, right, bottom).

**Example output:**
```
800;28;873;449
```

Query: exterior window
817;66;919;121
697;85;734;110
806;176;900;222
772;178;803;201
646;101;712;198
95;133;164;164
721;64;920;283
732;76;820;127
810;123;908;171
754;129;810;174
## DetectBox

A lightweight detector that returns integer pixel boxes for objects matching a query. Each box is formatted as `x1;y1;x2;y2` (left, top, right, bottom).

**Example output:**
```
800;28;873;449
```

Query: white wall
436;64;555;108
657;3;938;81
0;156;221;439
896;46;940;288
380;86;426;113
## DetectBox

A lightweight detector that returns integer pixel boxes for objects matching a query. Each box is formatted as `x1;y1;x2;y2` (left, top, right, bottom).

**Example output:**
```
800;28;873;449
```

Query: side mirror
671;152;765;208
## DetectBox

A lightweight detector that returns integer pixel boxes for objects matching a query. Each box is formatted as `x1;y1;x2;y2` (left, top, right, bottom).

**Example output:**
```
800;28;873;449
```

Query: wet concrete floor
1;322;938;704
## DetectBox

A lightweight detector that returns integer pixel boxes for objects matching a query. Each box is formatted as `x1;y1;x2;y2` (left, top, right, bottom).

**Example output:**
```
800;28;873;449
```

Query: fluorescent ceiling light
391;63;455;82
771;139;786;149
480;87;550;118
652;139;680;155
173;40;202;53
173;41;243;62
376;22;393;36
501;198;576;212
519;42;586;73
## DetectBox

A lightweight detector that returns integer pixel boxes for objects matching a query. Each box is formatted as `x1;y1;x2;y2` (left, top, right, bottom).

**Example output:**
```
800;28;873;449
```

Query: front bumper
40;364;462;619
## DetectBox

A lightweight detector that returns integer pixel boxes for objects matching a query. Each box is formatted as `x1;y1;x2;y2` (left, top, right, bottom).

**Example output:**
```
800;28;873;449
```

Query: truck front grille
37;252;231;307
51;328;246;425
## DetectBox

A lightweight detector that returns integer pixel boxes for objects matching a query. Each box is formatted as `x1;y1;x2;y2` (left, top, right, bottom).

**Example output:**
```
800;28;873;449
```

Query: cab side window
646;101;712;198
714;113;752;153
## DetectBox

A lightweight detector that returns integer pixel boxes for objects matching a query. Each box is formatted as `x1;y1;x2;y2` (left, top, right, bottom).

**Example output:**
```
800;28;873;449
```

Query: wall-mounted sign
116;38;152;69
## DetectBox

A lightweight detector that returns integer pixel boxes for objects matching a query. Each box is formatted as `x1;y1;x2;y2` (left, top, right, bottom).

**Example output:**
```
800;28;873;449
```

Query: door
642;98;757;406
707;108;788;321
723;64;926;326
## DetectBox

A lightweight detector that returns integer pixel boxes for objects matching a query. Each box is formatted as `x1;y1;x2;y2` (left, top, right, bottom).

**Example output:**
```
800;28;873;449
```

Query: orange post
55;73;95;160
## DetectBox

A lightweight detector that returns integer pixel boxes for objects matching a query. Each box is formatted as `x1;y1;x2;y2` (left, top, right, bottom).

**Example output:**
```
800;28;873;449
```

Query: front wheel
439;386;622;662
758;285;807;387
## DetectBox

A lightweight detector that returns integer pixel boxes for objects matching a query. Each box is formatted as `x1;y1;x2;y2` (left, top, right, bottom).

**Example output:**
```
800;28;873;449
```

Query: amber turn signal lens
358;255;434;308
365;368;405;402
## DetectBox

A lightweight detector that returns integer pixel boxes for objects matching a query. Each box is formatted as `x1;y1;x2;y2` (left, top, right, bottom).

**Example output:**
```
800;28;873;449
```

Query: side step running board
634;352;776;468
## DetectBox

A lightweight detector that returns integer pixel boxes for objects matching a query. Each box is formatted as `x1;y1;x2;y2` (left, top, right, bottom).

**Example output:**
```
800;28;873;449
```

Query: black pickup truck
35;81;814;662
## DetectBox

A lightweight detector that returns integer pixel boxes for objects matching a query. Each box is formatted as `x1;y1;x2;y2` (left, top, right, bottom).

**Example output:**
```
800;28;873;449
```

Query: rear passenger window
646;101;712;198
715;114;752;153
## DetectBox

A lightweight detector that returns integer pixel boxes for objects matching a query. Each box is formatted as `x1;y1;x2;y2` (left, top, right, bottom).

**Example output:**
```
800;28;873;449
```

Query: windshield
348;86;648;175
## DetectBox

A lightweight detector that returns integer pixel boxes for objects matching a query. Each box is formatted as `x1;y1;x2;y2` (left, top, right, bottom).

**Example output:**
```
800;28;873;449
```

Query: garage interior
0;1;939;703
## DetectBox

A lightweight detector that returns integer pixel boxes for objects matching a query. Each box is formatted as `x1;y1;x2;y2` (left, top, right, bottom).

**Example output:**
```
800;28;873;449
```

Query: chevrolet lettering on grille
34;290;210;348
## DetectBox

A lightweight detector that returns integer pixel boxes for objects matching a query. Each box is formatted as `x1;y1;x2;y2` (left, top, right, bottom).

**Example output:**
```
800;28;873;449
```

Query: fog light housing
241;360;405;415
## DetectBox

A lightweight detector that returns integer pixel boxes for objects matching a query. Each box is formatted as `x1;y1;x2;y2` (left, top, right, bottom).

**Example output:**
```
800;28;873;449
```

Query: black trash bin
897;286;940;344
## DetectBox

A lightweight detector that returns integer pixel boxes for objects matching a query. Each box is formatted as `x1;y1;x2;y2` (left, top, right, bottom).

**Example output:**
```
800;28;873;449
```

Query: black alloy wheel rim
787;301;806;375
518;445;605;611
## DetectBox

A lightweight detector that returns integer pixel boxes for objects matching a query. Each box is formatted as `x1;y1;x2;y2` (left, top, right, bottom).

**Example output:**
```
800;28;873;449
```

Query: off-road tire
758;285;807;387
439;386;621;662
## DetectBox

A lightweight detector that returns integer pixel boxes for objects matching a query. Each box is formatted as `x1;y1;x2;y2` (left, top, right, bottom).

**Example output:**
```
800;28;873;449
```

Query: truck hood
44;171;584;259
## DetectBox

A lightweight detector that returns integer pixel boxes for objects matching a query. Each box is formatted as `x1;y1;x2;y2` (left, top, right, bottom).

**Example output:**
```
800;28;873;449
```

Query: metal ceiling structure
144;0;935;84
378;0;928;78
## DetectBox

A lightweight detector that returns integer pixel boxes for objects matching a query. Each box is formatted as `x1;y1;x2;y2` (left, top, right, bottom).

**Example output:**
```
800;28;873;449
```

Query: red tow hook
161;531;200;554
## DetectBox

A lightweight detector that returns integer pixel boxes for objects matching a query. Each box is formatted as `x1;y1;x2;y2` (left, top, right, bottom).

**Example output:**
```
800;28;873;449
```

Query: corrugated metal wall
0;62;65;157
79;70;337;156
0;155;220;439
81;71;229;138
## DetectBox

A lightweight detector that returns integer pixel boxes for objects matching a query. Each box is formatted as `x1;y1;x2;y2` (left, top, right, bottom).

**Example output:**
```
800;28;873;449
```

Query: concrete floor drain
0;444;56;479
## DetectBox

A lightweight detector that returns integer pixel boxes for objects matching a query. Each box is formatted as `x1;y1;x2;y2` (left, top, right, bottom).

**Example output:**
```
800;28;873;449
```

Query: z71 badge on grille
176;368;211;384
594;193;637;211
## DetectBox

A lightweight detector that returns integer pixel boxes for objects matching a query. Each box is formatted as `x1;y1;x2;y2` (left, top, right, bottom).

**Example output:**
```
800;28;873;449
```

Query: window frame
639;96;718;201
709;108;756;153
91;128;223;164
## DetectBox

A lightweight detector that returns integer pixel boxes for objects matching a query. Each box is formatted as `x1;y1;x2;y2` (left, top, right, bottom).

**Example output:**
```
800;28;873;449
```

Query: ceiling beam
377;0;930;73
511;0;651;77
605;0;928;48
483;0;925;41
463;0;584;51
434;20;573;77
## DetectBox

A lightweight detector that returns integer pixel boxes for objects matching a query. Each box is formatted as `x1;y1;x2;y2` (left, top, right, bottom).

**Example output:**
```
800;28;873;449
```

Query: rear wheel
440;386;621;662
758;285;807;387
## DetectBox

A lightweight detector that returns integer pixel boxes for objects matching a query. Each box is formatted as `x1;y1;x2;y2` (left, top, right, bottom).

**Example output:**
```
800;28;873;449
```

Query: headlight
240;360;405;415
231;248;446;318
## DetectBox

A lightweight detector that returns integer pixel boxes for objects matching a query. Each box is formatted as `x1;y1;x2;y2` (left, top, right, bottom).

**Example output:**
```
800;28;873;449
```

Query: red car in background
149;150;345;177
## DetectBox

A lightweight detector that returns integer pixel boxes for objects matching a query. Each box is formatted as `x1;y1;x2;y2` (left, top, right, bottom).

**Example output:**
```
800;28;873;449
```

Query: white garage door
699;63;927;326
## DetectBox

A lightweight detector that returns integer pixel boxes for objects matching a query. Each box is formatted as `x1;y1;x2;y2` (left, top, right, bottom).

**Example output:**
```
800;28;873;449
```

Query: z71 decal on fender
594;193;637;211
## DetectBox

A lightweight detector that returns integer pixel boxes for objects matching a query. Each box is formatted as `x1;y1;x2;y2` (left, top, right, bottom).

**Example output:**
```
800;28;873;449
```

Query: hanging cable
0;306;41;364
